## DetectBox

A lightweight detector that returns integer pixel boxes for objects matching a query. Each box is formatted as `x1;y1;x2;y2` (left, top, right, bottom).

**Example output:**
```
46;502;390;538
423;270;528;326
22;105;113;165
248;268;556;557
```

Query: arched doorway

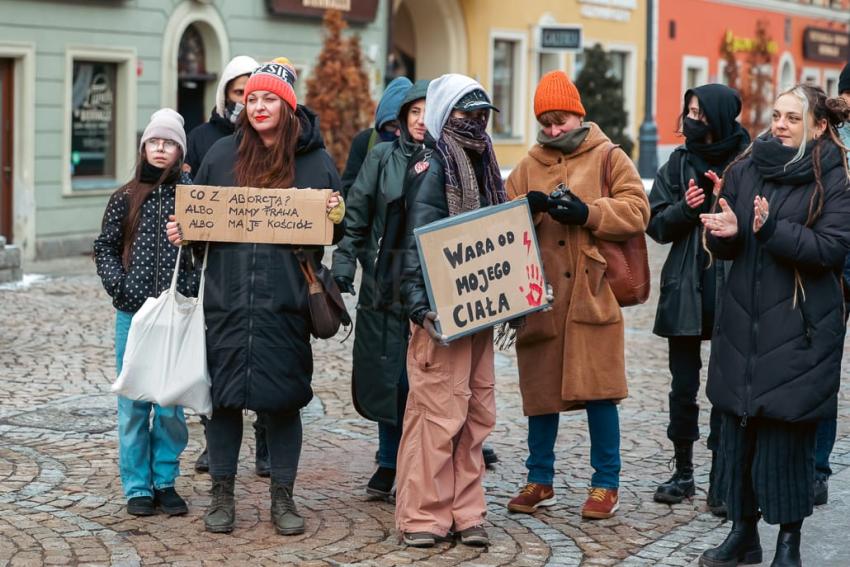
177;25;217;133
161;1;228;126
388;0;467;82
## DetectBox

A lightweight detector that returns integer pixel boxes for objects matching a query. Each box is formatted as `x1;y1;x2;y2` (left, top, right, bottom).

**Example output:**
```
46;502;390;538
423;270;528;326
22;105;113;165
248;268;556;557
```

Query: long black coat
706;152;850;423
647;147;727;337
193;107;344;413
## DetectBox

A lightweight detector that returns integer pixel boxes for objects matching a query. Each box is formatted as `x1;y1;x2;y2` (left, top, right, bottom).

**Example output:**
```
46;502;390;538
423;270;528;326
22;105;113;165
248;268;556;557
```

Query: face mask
683;117;711;142
226;102;245;124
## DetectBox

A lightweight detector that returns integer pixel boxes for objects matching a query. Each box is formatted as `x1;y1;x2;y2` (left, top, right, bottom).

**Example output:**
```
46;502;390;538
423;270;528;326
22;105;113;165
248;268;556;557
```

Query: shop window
71;61;117;182
490;33;526;141
64;47;136;194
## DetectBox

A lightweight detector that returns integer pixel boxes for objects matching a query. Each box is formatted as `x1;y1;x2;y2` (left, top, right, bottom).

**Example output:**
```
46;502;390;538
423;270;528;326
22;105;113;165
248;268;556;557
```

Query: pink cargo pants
394;324;496;537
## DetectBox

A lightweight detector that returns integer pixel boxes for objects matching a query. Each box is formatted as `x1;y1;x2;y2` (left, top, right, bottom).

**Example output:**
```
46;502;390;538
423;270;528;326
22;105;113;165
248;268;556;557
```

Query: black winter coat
340;128;377;198
94;172;198;312
706;152;850;423
193;107;344;413
647;147;728;337
185;110;234;174
400;140;450;323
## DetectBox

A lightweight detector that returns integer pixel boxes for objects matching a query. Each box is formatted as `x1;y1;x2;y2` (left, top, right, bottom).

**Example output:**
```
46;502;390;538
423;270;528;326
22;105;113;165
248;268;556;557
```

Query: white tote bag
111;244;212;417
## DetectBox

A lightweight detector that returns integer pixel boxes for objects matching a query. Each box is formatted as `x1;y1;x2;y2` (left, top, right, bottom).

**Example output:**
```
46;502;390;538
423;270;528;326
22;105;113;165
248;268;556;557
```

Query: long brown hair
234;101;301;188
114;148;182;269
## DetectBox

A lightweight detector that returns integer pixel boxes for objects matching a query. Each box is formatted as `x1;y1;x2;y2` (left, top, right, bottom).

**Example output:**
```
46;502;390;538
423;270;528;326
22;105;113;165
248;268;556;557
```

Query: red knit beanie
243;62;298;111
534;71;585;118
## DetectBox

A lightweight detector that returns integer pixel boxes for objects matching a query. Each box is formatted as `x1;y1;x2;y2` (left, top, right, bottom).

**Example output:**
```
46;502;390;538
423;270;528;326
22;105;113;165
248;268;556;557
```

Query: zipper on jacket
246;243;257;407
155;186;163;295
742;246;763;427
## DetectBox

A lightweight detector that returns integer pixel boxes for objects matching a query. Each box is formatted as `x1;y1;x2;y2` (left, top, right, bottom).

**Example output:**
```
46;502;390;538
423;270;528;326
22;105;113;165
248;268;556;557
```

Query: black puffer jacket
94;171;198;312
185;110;234;174
706;144;850;423
193;106;344;413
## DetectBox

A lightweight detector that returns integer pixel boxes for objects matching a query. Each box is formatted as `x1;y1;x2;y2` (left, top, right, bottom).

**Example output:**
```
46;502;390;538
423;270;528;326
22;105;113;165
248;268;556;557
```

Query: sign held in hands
414;200;549;342
175;185;334;245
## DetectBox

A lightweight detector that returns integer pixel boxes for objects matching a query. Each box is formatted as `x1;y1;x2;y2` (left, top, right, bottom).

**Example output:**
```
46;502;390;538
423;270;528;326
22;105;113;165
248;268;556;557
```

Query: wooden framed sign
414;199;549;342
175;185;334;245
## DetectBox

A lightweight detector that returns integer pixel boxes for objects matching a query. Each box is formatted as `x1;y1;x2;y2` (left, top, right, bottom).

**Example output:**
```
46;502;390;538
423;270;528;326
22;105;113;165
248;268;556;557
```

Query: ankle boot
654;442;695;504
204;476;236;533
707;450;727;517
270;481;305;535
699;519;762;567
770;522;802;567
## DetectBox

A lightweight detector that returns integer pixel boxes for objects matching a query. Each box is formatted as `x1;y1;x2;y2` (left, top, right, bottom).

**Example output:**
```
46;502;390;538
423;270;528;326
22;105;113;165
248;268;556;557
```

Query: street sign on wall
803;27;849;63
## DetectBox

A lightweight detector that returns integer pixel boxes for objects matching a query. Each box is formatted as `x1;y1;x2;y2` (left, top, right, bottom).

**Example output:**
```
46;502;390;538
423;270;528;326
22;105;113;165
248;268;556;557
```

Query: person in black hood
167;62;345;537
697;84;850;567
647;84;750;515
184;55;258;174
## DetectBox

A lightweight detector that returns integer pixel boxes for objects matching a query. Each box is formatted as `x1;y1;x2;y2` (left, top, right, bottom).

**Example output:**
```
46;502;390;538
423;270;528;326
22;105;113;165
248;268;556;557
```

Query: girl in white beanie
93;108;196;517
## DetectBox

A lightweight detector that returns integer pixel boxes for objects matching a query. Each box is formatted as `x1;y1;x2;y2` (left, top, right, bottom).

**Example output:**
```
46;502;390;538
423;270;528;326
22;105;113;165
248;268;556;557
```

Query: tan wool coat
506;123;650;416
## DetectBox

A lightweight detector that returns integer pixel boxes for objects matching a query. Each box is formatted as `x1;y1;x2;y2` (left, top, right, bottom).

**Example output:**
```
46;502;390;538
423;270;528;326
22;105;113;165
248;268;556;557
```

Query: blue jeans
377;366;409;470
815;418;836;479
115;310;188;499
526;401;621;489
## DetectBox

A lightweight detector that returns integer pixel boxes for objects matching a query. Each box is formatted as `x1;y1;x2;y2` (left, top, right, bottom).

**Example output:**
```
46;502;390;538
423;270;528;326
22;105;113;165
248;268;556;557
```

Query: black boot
707;450;727;517
366;466;396;500
254;420;270;478
194;447;209;473
204;476;236;533
483;444;499;467
654;442;695;504
699;518;762;567
770;521;802;567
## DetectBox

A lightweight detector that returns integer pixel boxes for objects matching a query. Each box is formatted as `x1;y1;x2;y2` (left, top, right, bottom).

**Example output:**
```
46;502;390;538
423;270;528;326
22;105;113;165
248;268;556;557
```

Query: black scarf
437;116;506;216
682;84;750;194
140;161;179;185
751;134;845;185
537;126;590;154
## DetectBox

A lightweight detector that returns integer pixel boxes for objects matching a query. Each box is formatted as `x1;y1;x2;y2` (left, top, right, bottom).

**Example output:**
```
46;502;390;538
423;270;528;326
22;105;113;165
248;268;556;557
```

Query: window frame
681;55;709;95
488;29;528;144
63;46;137;197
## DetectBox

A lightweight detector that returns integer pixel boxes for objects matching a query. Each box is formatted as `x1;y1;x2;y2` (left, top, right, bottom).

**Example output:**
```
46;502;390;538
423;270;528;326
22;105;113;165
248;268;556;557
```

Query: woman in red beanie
167;61;345;536
505;71;649;520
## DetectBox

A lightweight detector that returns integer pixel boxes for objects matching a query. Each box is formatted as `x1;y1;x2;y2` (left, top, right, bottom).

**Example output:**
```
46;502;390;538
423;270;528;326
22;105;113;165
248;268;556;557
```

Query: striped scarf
437;116;506;216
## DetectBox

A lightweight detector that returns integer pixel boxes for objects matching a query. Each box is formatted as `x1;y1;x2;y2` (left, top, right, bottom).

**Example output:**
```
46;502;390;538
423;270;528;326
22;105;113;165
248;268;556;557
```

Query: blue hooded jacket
374;76;413;133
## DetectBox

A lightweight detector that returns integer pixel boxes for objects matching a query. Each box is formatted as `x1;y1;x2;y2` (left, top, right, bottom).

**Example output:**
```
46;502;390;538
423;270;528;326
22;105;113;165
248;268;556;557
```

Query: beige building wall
459;0;647;169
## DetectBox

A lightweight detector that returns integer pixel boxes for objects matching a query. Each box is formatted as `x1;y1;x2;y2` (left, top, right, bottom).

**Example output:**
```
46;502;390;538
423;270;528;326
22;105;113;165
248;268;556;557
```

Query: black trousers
667;336;721;450
207;407;302;485
721;413;816;525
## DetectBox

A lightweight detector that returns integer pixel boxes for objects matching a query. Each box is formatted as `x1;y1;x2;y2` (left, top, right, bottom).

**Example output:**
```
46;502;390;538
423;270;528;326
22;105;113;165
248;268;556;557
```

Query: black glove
525;191;550;214
547;194;589;225
334;276;356;295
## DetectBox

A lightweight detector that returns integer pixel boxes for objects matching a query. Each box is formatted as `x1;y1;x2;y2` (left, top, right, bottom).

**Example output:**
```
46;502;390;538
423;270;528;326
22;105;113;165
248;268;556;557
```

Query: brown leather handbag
295;250;351;339
594;143;651;307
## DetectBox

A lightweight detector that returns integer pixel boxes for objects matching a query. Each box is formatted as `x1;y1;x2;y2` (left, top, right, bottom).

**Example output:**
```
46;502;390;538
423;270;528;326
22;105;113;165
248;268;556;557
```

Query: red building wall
656;0;849;152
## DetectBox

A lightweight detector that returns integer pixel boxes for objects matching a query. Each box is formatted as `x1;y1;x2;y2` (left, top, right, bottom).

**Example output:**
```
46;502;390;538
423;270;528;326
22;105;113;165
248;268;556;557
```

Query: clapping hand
700;198;738;238
753;196;770;233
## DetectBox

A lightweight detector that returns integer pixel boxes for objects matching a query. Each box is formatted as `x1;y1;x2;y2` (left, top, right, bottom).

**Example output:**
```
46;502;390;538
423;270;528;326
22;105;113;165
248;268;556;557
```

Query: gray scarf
537;126;590;154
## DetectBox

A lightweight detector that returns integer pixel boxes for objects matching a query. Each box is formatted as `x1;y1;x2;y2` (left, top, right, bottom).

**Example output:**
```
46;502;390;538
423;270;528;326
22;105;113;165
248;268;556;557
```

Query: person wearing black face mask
646;84;750;515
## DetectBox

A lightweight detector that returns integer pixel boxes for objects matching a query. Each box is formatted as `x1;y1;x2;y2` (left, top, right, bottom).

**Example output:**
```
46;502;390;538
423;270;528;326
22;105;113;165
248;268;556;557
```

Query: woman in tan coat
505;71;649;520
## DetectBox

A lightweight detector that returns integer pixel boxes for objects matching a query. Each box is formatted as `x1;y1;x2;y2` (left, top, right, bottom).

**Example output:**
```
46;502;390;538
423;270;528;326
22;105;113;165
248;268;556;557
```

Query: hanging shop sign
803;27;849;64
266;0;379;23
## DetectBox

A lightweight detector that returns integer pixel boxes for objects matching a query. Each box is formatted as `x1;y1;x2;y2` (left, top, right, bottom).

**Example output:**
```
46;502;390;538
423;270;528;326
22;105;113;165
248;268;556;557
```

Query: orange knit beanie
534;71;585;118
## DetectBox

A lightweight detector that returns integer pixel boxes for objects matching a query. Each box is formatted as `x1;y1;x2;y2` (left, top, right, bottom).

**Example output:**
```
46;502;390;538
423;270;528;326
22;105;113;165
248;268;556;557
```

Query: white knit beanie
140;108;187;157
216;55;260;117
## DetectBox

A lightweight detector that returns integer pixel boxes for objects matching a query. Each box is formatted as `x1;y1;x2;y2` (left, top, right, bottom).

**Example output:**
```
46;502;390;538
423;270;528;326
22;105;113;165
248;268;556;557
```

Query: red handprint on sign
519;263;544;307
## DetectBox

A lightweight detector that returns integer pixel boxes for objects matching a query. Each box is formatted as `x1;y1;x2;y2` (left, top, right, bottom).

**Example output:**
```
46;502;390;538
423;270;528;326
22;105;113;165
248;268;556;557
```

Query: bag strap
170;243;209;301
598;143;621;199
295;248;318;286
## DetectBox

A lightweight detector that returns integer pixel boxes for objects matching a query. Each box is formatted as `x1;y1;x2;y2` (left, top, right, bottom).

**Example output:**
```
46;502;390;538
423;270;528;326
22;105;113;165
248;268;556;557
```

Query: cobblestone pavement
1;242;848;566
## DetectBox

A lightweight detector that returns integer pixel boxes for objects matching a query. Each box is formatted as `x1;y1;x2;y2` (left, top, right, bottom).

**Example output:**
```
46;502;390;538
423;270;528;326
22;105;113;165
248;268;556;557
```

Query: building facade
0;0;389;260
655;0;850;163
387;0;647;168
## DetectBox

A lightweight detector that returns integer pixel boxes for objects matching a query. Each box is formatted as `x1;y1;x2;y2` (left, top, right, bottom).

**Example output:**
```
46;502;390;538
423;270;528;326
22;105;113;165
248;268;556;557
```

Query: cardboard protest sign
175;185;334;245
414;200;549;342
